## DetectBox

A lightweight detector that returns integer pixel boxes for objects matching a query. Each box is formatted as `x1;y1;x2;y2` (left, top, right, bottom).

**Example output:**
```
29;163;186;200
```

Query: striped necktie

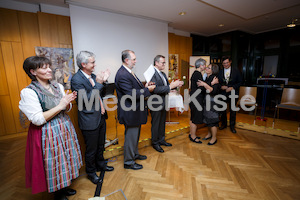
159;71;167;86
131;72;144;88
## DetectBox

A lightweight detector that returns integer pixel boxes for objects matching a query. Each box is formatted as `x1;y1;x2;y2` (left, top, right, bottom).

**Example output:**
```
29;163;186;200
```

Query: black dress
203;74;221;127
189;70;205;124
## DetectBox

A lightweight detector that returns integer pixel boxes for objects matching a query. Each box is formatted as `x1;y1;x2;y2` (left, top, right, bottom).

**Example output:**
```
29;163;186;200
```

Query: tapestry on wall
35;47;75;89
169;54;179;80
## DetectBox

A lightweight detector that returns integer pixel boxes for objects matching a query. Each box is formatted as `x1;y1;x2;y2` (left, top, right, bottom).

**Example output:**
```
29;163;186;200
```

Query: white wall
69;4;169;83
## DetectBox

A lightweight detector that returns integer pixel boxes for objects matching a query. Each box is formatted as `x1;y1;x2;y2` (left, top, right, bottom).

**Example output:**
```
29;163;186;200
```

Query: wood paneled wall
168;33;192;96
0;8;73;137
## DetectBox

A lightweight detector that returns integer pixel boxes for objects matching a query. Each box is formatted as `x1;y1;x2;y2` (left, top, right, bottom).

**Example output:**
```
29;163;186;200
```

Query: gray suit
71;70;107;174
150;70;170;145
115;66;151;165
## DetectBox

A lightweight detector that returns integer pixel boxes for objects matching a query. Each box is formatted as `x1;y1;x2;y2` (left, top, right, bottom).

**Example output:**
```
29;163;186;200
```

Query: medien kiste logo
77;89;256;112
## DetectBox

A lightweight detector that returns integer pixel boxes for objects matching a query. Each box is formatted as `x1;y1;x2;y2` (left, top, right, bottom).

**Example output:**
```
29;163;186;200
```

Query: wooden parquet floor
1;113;300;200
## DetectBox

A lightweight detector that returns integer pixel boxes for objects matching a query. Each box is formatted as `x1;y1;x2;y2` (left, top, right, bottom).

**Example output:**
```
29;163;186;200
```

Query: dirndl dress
25;82;83;193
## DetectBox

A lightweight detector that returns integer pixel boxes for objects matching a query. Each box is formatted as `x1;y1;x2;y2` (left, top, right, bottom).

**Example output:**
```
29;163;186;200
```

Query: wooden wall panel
0;100;6;134
179;38;186;54
187;37;192;55
12;42;27;93
18;11;40;85
0;8;21;42
12;42;28;132
0;95;16;135
38;12;59;47
59;44;73;49
57;15;72;45
1;42;25;133
18;12;40;55
168;33;175;54
168;33;193;96
0;43;9;95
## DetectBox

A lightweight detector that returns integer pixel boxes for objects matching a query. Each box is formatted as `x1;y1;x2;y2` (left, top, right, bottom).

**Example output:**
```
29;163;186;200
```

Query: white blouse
19;84;70;126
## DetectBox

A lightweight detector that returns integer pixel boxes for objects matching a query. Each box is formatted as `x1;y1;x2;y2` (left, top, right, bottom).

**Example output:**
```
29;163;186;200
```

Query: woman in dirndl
19;56;82;200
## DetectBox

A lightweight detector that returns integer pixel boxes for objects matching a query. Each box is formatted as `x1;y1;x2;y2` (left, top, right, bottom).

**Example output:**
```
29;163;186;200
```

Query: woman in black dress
198;64;220;145
189;58;207;143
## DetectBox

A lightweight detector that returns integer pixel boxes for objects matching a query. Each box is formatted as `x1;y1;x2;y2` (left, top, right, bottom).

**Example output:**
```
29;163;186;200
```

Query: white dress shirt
81;69;95;85
224;67;231;83
202;72;207;81
19;84;66;126
123;65;132;73
154;67;167;86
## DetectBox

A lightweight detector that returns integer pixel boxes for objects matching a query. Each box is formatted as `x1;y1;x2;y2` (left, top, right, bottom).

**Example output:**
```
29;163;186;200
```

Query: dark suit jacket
218;67;243;96
115;65;151;126
150;70;170;109
71;70;104;130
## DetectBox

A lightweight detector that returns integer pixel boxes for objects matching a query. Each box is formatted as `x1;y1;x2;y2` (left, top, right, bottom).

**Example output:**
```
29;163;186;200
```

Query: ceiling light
287;23;296;28
179;12;186;16
287;18;297;28
218;24;224;27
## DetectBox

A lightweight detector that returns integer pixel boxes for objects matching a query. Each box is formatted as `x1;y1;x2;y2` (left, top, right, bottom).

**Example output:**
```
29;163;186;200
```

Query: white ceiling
8;0;300;36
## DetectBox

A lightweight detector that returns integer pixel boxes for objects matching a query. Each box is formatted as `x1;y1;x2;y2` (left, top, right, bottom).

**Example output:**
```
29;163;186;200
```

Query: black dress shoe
87;173;102;184
189;134;202;143
135;155;147;160
124;163;143;170
54;191;68;200
152;144;164;153
230;127;237;133
159;140;172;146
97;165;114;172
63;188;76;196
104;166;114;171
219;125;227;130
207;139;217;145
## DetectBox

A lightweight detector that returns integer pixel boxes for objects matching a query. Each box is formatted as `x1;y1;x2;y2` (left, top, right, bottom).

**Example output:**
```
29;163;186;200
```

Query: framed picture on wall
169;54;179;80
35;46;75;89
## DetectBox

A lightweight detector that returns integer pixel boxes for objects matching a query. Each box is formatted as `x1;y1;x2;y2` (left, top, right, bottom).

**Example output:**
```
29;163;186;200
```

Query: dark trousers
220;96;238;127
150;109;166;145
124;125;141;165
81;116;106;174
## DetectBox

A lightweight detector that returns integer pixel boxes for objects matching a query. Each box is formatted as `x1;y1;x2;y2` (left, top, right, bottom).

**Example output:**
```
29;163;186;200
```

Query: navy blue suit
218;67;243;127
71;70;107;174
115;65;151;165
149;70;170;145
